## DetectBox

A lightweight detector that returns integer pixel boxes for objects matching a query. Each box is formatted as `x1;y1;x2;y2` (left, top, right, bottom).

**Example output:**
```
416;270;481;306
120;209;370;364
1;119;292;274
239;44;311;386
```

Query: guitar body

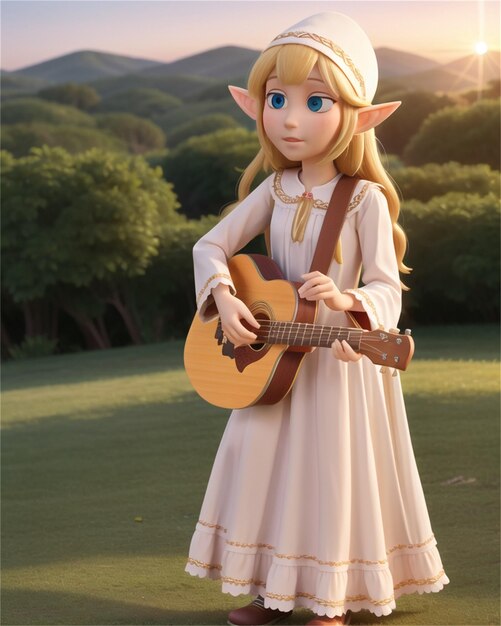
184;254;317;409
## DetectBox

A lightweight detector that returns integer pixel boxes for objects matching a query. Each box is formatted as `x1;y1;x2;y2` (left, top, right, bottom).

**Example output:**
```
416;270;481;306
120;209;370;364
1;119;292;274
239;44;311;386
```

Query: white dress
184;168;450;618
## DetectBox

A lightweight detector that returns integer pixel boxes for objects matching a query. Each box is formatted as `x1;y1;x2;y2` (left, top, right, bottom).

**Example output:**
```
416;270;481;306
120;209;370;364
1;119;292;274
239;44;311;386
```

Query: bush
164;127;260;218
9;335;58;359
404;99;500;169
402;191;500;323
393;162;500;203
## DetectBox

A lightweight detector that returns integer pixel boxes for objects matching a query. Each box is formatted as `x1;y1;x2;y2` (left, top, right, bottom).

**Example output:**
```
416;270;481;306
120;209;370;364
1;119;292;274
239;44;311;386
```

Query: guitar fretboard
255;321;364;350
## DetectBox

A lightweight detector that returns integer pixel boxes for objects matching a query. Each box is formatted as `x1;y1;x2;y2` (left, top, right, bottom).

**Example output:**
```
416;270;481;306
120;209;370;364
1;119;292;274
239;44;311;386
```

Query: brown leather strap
309;175;360;274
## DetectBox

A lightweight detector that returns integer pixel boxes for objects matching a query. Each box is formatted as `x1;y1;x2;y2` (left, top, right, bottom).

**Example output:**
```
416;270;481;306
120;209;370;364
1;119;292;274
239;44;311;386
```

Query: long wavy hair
223;43;411;289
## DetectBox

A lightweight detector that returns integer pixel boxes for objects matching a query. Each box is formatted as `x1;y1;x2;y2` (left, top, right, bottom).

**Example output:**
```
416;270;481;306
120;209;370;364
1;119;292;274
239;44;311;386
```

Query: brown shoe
306;609;352;625
227;595;293;626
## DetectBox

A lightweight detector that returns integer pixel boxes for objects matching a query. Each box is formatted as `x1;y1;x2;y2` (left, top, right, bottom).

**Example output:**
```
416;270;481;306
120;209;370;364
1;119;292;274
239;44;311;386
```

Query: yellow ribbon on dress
291;192;343;264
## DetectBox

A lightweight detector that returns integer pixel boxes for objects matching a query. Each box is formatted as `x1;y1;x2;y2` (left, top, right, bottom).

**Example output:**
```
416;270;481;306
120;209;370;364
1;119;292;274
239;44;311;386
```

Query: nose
284;108;299;129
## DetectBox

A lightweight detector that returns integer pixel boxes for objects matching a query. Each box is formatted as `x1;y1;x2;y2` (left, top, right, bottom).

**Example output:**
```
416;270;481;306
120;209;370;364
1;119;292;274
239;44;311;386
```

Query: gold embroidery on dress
387;535;436;554
197;519;228;533
272;170;370;213
221;575;267;587
266;590;394;608
271;31;366;98
227;540;275;550
188;554;446;605
344;288;383;329
393;569;446;590
196;273;233;306
197;518;436;563
187;557;222;571
274;552;388;566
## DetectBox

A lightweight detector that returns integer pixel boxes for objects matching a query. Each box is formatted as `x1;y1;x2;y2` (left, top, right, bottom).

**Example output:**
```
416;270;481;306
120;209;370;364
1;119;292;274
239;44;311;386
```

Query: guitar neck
255;321;363;350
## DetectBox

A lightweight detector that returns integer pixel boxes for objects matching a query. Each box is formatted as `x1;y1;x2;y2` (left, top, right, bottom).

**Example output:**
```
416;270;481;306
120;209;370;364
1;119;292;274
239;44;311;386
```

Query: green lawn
1;324;499;626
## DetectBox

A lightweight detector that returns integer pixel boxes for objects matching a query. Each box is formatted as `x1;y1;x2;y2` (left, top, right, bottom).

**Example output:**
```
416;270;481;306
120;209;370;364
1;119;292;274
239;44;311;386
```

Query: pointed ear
355;101;401;134
228;85;258;120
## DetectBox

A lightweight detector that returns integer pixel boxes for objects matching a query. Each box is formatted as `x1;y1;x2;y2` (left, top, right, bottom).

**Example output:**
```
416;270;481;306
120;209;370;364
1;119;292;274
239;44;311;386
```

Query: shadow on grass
0;587;427;625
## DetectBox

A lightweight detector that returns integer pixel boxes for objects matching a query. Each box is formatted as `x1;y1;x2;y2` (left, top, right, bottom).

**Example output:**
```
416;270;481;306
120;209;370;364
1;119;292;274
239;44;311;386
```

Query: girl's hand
331;338;363;362
212;285;260;348
298;271;346;311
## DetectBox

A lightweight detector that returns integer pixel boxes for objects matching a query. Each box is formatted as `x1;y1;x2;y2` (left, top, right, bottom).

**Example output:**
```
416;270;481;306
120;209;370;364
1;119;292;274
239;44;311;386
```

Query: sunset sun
474;41;488;55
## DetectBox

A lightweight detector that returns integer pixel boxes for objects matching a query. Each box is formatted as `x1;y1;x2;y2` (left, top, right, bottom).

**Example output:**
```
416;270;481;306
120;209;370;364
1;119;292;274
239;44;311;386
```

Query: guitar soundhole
249;312;270;352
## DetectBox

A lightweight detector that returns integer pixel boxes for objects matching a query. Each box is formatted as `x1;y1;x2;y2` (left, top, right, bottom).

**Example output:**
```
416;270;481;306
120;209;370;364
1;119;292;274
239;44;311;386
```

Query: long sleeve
193;175;274;323
345;185;402;331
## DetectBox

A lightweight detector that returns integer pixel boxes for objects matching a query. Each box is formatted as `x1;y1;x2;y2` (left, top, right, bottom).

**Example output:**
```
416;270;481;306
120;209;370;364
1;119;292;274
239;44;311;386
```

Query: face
262;64;342;164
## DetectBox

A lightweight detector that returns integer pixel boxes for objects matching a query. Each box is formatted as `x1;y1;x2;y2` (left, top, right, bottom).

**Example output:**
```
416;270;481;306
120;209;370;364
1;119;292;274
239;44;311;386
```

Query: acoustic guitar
184;254;414;409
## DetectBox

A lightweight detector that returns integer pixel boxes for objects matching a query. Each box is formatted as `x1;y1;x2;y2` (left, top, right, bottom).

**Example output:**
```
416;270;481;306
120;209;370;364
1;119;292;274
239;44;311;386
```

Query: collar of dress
273;168;370;212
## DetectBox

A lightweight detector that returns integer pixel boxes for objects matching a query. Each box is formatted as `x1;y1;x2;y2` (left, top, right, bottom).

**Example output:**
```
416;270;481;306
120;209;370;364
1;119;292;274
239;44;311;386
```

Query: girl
185;12;450;625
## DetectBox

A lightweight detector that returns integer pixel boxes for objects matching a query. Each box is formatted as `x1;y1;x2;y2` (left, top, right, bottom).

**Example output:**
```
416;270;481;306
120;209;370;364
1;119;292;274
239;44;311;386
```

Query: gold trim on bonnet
270;30;366;98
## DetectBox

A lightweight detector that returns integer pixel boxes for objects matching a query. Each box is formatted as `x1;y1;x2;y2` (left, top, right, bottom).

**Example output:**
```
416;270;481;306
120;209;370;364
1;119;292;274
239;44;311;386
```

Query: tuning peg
392;368;398;377
404;329;412;336
389;328;400;334
380;366;388;374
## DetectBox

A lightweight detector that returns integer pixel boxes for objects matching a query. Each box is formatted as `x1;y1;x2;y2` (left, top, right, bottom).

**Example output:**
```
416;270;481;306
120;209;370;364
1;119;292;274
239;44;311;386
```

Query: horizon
1;0;500;72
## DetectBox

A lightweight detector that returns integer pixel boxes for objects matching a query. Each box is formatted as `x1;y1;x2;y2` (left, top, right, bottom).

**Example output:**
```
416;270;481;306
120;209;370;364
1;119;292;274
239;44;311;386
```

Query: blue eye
307;95;334;112
267;92;287;109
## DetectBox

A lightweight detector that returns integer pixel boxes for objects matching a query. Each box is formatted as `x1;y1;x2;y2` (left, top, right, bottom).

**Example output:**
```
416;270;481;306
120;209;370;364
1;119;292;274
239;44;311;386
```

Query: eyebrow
267;75;325;83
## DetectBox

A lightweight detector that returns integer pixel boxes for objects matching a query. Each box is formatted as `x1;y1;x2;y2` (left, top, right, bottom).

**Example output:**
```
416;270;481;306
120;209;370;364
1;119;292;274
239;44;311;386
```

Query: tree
94;112;166;154
392;162;500;202
1;146;182;351
375;90;454;156
164;127;261;218
95;87;181;119
1;97;94;126
403;99;500;169
167;113;239;148
38;82;101;110
1;122;127;158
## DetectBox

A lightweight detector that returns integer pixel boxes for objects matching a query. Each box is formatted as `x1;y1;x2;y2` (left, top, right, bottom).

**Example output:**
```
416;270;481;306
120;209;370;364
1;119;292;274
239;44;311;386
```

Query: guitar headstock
360;327;415;371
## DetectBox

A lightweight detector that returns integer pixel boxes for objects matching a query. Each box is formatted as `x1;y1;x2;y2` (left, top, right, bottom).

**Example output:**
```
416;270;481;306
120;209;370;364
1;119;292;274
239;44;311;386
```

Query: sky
1;0;500;72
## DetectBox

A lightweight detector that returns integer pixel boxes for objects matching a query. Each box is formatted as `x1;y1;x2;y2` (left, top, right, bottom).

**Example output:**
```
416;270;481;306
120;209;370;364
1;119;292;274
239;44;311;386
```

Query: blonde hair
223;44;411;290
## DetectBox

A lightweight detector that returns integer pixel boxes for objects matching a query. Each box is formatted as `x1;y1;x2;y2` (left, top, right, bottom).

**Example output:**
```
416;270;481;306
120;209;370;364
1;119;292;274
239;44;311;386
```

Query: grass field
1;324;499;626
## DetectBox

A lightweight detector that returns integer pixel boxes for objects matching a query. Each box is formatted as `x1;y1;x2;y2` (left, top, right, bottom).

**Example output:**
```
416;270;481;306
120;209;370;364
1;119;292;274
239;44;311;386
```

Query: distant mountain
3;46;499;100
375;48;440;77
395;51;500;93
12;50;164;84
141;46;260;81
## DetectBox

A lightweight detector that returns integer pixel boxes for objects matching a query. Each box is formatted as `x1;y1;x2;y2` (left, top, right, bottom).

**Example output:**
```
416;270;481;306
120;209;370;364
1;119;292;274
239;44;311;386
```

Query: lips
283;137;303;142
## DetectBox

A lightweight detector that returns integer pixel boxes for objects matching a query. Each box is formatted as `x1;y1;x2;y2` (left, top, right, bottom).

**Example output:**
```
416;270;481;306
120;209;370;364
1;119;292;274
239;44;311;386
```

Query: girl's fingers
341;339;363;361
331;339;362;362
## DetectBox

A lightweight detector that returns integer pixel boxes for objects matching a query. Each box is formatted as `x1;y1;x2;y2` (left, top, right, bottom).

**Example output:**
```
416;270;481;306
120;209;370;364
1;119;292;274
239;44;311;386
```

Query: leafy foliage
376;90;454;155
94;87;181;119
8;335;58;359
1;97;94;126
402;192;500;323
38;82;101;110
164;127;260;218
167;114;239;148
1;145;182;302
404;99;500;169
94;112;166;153
1;122;127;157
393;162;500;202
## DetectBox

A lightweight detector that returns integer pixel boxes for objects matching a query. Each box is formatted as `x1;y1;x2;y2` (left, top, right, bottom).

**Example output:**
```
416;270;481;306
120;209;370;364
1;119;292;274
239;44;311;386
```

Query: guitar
184;254;414;409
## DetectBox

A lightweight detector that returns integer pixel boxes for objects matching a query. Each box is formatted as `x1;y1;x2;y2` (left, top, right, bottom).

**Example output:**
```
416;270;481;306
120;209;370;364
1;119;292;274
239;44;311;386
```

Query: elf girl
184;12;449;625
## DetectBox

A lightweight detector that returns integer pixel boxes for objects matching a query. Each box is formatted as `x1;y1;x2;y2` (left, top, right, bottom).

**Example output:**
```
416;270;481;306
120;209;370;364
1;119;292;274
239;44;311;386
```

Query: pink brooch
302;192;314;199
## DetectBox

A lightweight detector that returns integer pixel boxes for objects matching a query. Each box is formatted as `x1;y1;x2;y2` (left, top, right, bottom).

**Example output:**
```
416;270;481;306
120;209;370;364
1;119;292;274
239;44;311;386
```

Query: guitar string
217;322;398;358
